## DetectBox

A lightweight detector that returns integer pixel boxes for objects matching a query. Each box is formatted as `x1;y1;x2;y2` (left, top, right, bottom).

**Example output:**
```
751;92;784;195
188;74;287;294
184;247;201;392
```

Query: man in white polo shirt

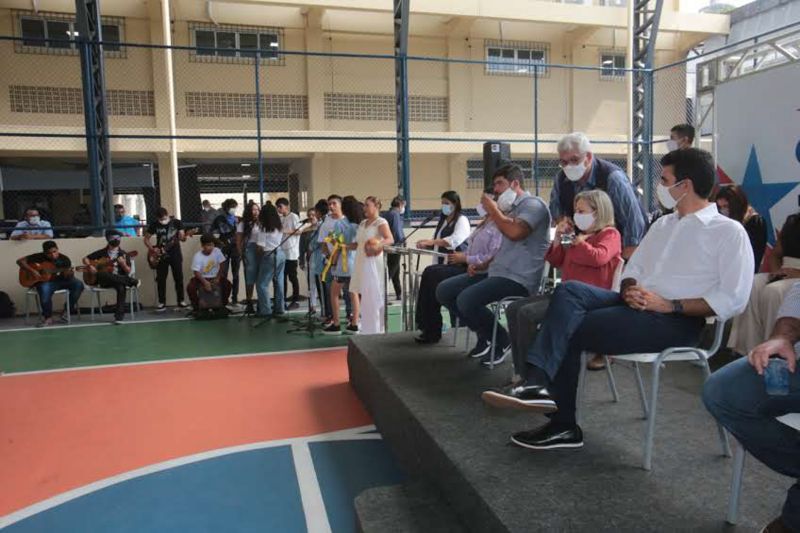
277;197;302;310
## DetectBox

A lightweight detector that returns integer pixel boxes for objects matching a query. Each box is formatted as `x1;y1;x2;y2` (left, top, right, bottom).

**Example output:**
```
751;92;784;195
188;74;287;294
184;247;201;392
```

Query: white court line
292;442;333;533
1;346;347;377
0;425;378;529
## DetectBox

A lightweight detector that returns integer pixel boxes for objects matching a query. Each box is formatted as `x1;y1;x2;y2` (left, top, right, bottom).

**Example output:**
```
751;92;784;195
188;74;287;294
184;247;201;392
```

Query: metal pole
394;0;411;221
160;0;181;218
255;51;265;205
643;70;654;211
533;64;539;197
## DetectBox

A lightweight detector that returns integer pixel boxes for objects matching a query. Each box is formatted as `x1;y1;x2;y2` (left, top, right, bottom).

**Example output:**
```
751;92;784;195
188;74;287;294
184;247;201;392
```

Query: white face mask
666;139;680;152
476;203;488;218
28;216;41;225
441;204;453;216
228;208;237;215
656;181;686;210
719;207;731;218
497;188;517;212
563;161;587;182
159;217;170;225
573;212;596;232
397;206;405;215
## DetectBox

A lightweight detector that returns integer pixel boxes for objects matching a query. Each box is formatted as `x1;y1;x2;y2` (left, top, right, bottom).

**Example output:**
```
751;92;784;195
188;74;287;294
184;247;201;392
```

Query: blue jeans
436;273;527;346
36;277;84;318
530;281;704;425
244;242;260;286
256;248;285;316
704;358;800;530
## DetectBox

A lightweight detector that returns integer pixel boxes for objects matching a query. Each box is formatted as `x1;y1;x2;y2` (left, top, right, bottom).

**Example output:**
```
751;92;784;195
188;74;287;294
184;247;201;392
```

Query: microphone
398;212;437;246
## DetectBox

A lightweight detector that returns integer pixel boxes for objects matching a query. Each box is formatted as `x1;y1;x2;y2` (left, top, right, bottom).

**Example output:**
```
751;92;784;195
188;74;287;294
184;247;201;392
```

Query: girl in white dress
349;196;394;334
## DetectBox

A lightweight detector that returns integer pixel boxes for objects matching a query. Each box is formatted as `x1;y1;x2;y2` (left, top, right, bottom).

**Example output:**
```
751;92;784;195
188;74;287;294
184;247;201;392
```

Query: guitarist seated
83;230;139;324
16;240;84;327
187;234;232;313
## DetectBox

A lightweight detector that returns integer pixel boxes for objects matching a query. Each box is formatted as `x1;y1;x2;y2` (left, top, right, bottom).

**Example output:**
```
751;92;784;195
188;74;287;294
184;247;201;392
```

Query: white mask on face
159;217;170;225
497;188;517;212
666;139;680;152
719;207;731;218
28;216;41;225
398;207;405;215
228;208;237;215
573;212;596;232
563;161;587;182
476;202;488;218
656;181;686;210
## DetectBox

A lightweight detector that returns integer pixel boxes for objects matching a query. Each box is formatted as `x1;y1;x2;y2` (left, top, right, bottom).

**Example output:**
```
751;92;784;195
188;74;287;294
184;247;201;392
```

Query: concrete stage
348;331;792;532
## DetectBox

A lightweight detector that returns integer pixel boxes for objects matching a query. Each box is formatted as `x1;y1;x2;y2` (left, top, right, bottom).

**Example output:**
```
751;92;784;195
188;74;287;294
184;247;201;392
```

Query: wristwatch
671;299;684;314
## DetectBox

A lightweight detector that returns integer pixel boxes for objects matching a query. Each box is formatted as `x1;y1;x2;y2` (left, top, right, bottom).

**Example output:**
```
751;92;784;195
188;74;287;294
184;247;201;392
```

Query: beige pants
728;273;797;355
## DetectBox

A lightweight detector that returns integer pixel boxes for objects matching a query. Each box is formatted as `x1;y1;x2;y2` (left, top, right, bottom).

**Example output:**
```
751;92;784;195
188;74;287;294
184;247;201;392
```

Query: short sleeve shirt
192;248;226;278
25;252;71;280
488;192;552;295
146;219;184;256
87;247;131;276
281;212;302;260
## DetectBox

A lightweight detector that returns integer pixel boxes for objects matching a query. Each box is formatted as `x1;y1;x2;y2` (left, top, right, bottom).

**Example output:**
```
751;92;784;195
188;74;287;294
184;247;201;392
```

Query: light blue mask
441;204;453;216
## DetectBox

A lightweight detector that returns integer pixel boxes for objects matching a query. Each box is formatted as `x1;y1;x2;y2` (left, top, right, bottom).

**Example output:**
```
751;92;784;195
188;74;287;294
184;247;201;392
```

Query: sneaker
323;323;341;335
510;421;584;450
344;324;359;335
480;343;511;367
481;381;557;412
288;301;300;310
113;318;124;325
36;317;53;328
155;303;167;313
414;333;440;344
467;340;491;359
58;313;70;324
244;302;256;315
178;301;190;309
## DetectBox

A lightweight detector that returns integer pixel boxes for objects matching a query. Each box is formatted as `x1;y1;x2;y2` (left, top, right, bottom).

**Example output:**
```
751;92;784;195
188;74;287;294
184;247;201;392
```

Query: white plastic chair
727;413;800;524
577;317;732;470
24;287;75;325
89;259;140;321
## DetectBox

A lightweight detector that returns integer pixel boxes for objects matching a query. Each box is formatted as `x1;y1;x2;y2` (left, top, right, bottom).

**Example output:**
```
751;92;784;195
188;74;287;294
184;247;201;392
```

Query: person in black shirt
84;230;139;324
144;206;189;312
16;240;84;327
713;184;767;272
211;198;241;307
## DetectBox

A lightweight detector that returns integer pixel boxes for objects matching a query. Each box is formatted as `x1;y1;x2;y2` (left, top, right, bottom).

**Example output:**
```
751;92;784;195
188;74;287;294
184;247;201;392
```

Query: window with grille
15;11;123;57
485;40;548;77
600;53;626;79
190;23;283;65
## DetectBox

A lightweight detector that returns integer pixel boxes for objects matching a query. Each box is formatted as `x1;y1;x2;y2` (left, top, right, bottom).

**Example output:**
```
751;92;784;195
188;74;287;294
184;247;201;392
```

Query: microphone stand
251;219;309;329
286;227;325;337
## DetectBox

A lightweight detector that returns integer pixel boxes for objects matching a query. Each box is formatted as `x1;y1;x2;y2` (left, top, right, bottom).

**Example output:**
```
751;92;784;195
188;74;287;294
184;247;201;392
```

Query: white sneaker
155;303;167;313
178;301;190;309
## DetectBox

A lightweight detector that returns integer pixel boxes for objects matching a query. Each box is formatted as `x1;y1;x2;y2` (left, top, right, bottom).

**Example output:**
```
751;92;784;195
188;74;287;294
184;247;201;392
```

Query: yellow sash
321;232;348;280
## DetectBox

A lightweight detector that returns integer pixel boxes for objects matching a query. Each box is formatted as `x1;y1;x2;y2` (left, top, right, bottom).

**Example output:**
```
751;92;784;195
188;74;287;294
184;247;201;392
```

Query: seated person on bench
83;230;139;324
187;234;232;312
17;240;84;327
482;148;754;451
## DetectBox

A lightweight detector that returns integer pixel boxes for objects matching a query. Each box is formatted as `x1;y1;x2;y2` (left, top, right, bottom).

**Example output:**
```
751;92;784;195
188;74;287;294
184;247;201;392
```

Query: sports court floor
0;311;407;532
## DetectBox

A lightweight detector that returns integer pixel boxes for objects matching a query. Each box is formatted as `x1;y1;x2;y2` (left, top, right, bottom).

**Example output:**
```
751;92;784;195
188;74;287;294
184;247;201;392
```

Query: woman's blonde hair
365;196;382;210
574;189;615;232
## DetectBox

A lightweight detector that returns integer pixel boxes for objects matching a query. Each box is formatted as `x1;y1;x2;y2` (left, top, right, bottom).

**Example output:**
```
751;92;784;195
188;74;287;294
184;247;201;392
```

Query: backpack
0;291;15;319
557;158;653;235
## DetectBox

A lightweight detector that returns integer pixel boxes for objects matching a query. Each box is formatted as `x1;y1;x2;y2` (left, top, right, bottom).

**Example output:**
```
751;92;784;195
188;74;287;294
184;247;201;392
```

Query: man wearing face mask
550;132;646;260
145;207;189;312
482;149;754;451
201;200;219;234
10;208;54;241
667;124;695;152
436;165;551;364
211;198;241;309
84;230;139;324
384;196;406;302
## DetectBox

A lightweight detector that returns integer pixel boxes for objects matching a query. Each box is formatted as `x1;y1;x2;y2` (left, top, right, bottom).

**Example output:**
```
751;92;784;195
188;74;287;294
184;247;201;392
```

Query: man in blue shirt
10;207;54;240
549;132;645;260
114;204;140;237
383;196;406;301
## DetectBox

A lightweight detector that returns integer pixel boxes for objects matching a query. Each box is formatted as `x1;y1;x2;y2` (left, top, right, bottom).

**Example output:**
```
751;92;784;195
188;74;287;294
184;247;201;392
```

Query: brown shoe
586;354;607;371
761;516;793;533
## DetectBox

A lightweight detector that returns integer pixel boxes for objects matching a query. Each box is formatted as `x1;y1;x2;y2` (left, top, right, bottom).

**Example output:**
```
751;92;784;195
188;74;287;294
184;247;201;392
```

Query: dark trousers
415;263;466;339
285;259;300;302
387;252;402;299
506;294;551;377
704;358;800;530
220;253;241;303
156;253;184;305
95;271;136;320
529;281;705;426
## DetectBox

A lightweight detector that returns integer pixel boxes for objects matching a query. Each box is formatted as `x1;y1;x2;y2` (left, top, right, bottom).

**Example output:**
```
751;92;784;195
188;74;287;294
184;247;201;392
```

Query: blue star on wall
740;145;798;246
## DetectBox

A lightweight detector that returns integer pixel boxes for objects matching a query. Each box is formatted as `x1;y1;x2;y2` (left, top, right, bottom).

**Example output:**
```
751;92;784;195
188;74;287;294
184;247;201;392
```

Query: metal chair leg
699;355;732;457
634;362;649;419
489;304;501;370
604;357;619;402
452;317;459;347
24;292;32;325
726;444;746;524
465;328;471;351
64;294;71;324
642;360;662;471
576;352;588;426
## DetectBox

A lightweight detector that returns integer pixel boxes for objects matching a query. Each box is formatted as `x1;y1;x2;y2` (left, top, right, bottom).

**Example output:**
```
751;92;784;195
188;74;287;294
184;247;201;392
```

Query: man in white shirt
10;208;54;240
187;234;231;312
483;148;755;451
276;197;302;310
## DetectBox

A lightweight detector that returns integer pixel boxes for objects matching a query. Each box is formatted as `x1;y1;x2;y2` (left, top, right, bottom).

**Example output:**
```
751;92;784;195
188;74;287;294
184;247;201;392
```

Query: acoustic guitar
19;263;88;288
83;251;139;286
147;228;199;269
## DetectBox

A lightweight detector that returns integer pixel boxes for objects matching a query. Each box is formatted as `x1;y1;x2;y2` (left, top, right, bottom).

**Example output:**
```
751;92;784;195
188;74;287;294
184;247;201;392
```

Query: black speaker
483;141;511;188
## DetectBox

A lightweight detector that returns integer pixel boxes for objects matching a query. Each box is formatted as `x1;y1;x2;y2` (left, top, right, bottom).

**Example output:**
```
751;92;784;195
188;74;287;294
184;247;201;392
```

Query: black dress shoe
480;343;511;367
511;421;583;450
414;333;440;344
481;381;557;412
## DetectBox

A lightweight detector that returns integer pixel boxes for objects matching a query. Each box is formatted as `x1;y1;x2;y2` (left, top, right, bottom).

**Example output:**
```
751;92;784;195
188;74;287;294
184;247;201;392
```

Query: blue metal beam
394;0;411;220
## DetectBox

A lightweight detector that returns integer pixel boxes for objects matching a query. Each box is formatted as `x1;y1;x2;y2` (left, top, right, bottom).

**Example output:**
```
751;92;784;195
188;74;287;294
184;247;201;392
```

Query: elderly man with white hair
550;132;646;260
